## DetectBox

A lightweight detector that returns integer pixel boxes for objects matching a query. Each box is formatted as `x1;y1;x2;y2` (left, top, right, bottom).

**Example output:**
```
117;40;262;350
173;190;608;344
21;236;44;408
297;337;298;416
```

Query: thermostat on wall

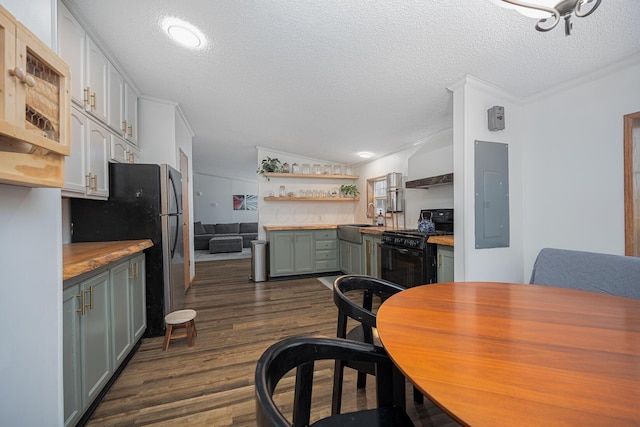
488;106;505;131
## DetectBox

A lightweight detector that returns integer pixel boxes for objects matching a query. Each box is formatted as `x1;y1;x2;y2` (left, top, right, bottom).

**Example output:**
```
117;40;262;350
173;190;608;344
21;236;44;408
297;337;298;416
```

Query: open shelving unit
263;172;359;180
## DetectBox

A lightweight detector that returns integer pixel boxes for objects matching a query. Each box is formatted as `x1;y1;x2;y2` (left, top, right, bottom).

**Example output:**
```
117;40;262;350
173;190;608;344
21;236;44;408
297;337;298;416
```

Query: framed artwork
233;195;245;210
245;194;258;210
233;194;257;210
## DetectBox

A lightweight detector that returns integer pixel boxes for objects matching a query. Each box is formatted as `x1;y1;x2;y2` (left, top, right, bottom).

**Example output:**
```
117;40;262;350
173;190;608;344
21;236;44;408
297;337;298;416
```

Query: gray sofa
529;248;640;299
194;221;258;250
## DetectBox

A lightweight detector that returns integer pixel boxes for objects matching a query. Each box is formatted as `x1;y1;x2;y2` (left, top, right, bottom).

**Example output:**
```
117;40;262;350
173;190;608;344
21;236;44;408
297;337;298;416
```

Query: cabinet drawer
316;249;337;260
316;259;338;271
315;230;337;240
316;240;337;250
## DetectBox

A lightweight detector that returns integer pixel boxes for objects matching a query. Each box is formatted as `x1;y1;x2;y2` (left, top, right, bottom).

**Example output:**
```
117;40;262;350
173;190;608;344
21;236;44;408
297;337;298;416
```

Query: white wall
405;128;454;217
256;148;355;238
139;97;178;167
521;55;640;275
0;1;64;425
450;76;525;283
194;173;258;224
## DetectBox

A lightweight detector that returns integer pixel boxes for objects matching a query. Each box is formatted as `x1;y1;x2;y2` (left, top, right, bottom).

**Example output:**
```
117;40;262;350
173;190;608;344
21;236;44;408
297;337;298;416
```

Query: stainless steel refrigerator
71;163;186;337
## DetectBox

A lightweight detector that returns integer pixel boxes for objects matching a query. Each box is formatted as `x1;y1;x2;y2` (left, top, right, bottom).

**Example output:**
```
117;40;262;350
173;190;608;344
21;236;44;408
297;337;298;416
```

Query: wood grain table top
377;282;640;426
63;240;153;281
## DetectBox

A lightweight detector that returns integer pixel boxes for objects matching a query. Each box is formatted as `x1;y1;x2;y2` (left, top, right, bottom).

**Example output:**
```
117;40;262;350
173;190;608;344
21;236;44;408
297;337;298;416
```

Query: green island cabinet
363;234;382;278
269;230;314;277
339;240;363;275
268;229;340;277
63;253;145;427
314;229;339;273
436;245;454;283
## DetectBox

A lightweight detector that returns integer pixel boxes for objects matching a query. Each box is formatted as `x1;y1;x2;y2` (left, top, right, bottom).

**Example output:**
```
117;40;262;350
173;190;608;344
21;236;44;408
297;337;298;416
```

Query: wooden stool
163;309;197;351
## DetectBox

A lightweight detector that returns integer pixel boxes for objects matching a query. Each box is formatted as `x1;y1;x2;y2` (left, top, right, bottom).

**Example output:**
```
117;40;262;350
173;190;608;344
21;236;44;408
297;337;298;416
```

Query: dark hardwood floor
87;259;460;426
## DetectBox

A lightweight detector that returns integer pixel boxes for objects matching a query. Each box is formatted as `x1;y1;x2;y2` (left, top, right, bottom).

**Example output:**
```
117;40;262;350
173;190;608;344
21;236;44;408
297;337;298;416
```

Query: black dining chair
331;275;423;415
254;335;415;427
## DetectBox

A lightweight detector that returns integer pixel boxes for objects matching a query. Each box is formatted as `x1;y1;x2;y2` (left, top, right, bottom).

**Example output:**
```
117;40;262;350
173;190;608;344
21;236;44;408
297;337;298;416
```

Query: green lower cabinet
315;230;338;273
63;253;146;426
80;271;112;409
363;235;381;278
63;287;82;427
110;262;132;367
131;254;147;342
339;240;363;275
269;231;314;277
437;245;454;283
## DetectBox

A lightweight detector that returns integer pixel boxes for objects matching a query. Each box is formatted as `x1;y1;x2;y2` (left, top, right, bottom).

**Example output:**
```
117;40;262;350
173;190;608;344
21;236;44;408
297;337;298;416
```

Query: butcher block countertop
63;240;153;281
263;225;403;233
263;225;338;231
427;235;454;246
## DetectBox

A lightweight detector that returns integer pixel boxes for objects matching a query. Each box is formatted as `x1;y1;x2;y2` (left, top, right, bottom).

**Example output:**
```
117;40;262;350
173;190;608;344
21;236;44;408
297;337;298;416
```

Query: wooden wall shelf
263;172;359;180
264;196;360;202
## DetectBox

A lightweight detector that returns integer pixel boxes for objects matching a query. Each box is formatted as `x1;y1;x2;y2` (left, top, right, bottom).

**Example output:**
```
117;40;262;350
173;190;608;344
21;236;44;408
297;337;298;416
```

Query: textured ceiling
66;0;640;180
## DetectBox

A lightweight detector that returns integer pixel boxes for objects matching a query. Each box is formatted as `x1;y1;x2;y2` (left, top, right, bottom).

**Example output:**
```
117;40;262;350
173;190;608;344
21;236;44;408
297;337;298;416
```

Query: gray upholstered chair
529;248;640;299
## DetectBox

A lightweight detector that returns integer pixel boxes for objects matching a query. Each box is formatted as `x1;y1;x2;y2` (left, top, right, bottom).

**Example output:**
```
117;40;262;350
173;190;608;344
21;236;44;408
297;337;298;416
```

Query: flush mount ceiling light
162;17;206;49
493;0;601;36
357;152;374;159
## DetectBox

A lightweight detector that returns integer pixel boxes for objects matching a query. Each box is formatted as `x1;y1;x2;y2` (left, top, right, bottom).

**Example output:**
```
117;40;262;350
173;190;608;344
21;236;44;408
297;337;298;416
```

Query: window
366;175;389;217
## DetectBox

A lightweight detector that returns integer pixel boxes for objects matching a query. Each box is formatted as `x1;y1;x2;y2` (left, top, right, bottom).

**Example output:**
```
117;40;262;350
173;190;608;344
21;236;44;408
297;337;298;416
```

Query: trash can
251;240;267;282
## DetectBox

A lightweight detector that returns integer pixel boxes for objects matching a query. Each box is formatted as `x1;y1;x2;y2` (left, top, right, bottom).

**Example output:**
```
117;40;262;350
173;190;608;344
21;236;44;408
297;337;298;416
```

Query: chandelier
494;0;601;36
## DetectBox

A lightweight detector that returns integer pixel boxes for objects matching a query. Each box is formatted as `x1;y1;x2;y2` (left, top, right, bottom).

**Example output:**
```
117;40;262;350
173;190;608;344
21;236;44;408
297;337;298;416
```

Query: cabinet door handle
129;264;134;280
93;174;98;191
76;293;85;316
122;120;128;133
85;173;92;190
84;286;94;310
90;93;97;110
128;125;133;137
438;254;442;267
84;87;91;105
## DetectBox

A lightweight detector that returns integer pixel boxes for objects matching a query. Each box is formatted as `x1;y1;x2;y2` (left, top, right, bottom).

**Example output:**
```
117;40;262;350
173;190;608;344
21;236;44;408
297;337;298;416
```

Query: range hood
405;173;453;189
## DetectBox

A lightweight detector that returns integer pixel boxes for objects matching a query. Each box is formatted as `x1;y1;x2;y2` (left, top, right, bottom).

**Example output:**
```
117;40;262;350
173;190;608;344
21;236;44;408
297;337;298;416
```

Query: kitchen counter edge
427;235;454;246
63;240;154;281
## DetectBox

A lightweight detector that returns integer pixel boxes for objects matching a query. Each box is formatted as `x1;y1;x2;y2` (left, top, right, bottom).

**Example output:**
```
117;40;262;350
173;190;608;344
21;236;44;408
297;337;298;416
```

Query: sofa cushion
203;224;216;234
240;222;258;233
194;221;206;235
215;223;240;234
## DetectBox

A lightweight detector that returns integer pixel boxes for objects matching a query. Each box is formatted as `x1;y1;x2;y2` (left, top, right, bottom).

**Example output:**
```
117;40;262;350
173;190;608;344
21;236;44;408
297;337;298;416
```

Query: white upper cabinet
57;2;85;107
123;82;138;146
107;62;124;135
85;36;108;123
63;105;109;199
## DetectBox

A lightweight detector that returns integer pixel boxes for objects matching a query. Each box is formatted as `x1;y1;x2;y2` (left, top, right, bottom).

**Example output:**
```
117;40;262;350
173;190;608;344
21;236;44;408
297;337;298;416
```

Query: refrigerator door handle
168;171;181;258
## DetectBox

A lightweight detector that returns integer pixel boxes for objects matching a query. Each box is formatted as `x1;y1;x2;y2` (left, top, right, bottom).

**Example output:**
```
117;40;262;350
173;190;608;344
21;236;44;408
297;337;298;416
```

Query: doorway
624;112;640;256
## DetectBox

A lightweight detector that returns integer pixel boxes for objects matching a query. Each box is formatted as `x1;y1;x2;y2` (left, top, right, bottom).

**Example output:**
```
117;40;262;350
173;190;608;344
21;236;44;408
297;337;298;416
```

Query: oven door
380;243;435;287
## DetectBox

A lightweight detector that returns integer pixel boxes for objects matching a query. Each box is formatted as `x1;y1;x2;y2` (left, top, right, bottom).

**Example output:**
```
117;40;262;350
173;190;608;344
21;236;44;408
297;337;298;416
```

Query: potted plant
340;184;359;198
257;157;283;180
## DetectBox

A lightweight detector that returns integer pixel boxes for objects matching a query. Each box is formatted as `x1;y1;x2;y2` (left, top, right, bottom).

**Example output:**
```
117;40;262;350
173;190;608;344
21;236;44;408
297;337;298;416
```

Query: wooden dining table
376;282;640;426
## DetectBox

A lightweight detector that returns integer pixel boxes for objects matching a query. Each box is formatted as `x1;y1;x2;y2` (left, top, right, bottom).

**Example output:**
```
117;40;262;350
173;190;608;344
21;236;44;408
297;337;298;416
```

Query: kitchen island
263;224;402;278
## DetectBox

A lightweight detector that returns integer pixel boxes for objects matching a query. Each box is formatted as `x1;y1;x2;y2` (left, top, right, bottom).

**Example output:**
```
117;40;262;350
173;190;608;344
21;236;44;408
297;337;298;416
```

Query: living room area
192;172;259;262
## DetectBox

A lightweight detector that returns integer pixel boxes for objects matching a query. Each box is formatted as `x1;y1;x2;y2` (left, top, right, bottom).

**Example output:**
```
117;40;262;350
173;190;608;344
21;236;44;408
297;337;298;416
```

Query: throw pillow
194;221;206;235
